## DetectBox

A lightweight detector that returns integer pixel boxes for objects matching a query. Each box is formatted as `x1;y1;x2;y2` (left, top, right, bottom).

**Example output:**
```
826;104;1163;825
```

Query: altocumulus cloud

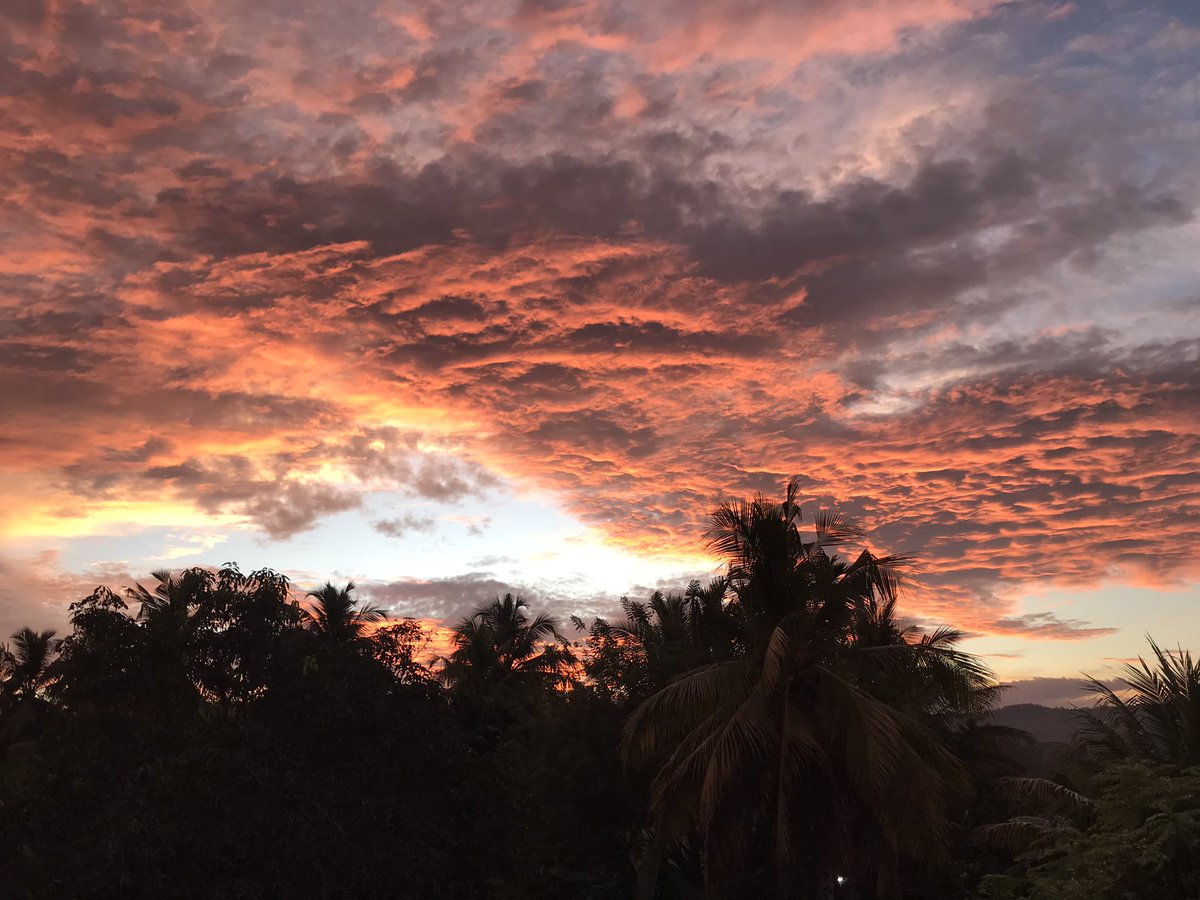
0;0;1198;641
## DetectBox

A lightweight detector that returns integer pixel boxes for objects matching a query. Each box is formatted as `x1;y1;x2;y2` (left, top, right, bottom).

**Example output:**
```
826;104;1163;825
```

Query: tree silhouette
622;477;993;899
372;619;435;685
442;593;576;731
1075;637;1200;766
303;580;385;643
0;627;57;713
581;578;733;706
126;568;211;705
5;505;1183;899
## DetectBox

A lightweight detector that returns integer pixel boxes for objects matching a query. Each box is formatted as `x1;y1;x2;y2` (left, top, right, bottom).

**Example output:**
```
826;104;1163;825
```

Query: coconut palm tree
303;581;385;643
623;477;995;899
0;627;58;712
441;594;576;727
129;568;210;622
122;568;217;704
1075;637;1200;766
585;578;734;702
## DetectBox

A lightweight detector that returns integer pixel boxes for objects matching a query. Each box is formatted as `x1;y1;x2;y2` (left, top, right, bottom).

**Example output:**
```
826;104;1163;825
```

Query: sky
2;0;1198;706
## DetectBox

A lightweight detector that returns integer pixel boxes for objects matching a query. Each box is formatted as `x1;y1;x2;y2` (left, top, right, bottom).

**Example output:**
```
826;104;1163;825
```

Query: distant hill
991;704;1079;744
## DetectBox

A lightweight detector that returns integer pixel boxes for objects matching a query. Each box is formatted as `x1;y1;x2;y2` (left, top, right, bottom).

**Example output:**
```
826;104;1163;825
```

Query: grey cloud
529;409;662;461
102;437;173;463
373;513;438;539
468;554;515;567
989;611;1118;640
0;552;133;639
464;516;491;537
241;482;361;540
337;431;500;500
362;573;536;621
412;456;486;501
122;455;362;538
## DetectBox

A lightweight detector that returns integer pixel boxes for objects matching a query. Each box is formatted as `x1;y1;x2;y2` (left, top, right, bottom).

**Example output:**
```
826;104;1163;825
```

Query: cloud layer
2;0;1199;641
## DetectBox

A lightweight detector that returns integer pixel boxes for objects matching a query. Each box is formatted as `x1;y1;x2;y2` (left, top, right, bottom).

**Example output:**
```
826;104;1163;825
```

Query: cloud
373;514;438;539
988;611;1118;641
241;482;362;540
1;0;1198;646
362;573;535;622
438;514;493;536
0;551;133;638
150;532;230;561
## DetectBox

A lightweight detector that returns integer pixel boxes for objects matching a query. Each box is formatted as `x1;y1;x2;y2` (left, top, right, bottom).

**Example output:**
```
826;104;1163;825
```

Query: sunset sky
2;0;1198;705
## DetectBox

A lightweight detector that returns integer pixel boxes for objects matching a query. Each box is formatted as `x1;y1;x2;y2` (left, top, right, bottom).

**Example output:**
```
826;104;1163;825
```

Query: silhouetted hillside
992;703;1078;743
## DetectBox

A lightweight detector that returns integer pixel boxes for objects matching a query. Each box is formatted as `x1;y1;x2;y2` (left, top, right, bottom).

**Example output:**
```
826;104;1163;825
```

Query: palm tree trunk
635;827;665;900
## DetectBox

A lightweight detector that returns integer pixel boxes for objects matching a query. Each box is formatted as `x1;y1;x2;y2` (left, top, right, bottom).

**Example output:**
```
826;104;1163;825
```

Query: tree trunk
635;828;666;900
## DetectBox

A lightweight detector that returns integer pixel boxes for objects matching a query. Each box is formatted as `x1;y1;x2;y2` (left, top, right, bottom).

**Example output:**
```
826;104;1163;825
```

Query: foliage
579;578;733;707
441;593;577;735
978;763;1200;900
1074;637;1200;766
1;481;1188;899
0;627;57;709
302;580;385;644
371;618;435;684
0;568;583;898
621;478;998;899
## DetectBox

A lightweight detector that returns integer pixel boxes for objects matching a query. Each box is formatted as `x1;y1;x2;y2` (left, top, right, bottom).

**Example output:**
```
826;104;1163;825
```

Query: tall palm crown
623;477;996;899
0;627;58;709
584;579;733;705
442;593;575;695
304;581;386;643
130;568;207;620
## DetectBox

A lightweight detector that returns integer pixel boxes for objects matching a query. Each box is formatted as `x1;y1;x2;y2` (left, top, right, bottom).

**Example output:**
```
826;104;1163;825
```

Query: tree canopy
0;483;1193;899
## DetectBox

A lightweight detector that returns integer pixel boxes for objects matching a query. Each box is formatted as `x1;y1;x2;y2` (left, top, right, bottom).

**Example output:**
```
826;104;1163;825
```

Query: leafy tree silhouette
0;627;56;697
12;497;1185;899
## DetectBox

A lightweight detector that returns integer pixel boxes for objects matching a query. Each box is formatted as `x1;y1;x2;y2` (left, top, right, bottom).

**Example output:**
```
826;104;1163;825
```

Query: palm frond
973;817;1058;855
813;508;863;548
992;777;1094;819
622;661;753;767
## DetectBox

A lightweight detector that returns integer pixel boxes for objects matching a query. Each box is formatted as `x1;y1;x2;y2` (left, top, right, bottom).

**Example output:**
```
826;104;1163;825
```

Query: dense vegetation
2;480;1197;898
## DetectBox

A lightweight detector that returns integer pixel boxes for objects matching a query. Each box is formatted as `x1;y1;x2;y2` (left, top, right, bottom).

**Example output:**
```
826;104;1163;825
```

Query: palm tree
0;627;58;712
1075;637;1200;766
583;578;733;704
129;568;210;623
441;594;576;723
303;581;385;643
123;568;216;704
622;477;995;899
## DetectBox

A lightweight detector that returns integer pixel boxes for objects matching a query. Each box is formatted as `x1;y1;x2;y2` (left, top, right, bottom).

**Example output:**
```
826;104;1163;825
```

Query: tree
622;477;995;899
192;564;302;704
127;568;214;706
0;627;57;715
978;763;1200;900
303;580;385;644
371;618;435;685
580;578;733;706
1074;637;1200;766
441;594;576;731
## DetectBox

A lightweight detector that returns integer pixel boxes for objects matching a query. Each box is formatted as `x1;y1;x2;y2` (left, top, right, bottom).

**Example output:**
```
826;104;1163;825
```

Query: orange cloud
2;0;1197;645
